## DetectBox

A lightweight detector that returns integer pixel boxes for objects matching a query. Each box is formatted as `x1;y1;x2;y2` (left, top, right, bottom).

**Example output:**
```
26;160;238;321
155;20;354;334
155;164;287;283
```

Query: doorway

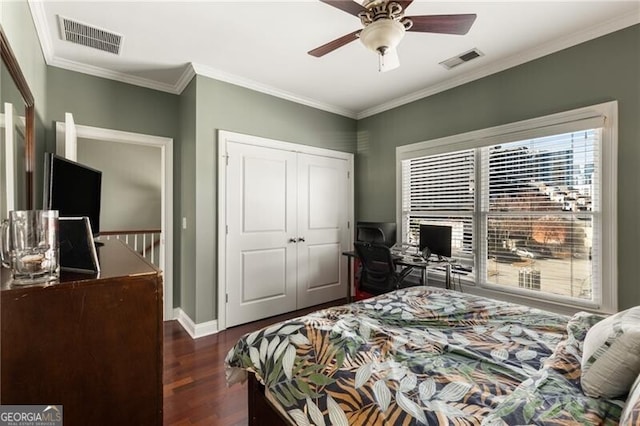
56;116;174;320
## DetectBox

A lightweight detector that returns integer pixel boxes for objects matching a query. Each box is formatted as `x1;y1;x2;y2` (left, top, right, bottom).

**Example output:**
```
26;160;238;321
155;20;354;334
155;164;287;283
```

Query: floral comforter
225;287;623;425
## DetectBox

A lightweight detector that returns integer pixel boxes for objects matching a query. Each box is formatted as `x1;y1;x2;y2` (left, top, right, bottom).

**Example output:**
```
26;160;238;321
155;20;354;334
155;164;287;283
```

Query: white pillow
581;306;640;399
620;373;640;425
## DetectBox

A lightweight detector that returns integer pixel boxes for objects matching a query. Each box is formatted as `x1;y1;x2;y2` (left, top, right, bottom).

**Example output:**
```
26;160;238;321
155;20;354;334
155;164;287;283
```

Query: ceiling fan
308;0;477;72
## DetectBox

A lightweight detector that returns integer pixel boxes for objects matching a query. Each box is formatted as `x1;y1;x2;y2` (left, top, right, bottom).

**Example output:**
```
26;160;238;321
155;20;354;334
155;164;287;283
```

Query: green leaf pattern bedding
225;287;622;425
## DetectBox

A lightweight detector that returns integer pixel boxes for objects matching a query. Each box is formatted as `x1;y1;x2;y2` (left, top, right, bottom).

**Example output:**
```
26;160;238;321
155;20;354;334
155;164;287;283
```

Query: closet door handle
288;238;297;243
297;237;305;242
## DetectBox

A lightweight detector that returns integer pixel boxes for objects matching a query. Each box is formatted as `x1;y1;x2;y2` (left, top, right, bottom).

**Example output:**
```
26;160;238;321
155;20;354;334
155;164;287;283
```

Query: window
397;102;617;313
401;150;475;257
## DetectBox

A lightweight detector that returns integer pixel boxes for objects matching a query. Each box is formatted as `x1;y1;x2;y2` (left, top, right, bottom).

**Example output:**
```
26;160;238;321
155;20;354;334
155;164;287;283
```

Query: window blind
401;149;475;255
483;130;600;302
486;130;599;212
400;129;601;304
403;150;475;212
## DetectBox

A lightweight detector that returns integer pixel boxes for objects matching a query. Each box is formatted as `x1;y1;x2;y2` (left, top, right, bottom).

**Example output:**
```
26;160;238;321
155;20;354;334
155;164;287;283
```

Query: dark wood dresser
0;239;163;425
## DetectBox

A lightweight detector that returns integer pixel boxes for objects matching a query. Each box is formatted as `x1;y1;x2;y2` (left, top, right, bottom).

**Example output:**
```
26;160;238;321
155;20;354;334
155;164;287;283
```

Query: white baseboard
173;308;220;339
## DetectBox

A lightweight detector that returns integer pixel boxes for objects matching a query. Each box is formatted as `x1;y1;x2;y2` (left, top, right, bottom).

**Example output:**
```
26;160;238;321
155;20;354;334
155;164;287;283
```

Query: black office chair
353;242;418;296
356;225;386;245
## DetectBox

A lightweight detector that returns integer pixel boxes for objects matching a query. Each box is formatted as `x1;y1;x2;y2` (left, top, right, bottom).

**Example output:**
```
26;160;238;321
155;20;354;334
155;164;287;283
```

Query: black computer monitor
419;224;452;259
356;222;397;247
43;153;103;237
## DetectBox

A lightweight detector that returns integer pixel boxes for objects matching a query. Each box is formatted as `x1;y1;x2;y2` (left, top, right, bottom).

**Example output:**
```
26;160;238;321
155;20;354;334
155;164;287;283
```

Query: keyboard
451;264;472;272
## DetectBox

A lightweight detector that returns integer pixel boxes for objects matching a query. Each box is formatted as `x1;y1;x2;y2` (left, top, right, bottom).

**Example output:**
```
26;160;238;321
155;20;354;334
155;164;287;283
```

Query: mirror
1;28;35;219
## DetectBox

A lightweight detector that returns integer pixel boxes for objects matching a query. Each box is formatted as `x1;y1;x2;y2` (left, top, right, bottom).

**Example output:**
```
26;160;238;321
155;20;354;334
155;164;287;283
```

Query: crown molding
191;63;357;118
175;64;196;93
28;0;53;63
28;0;637;120
48;55;182;94
29;0;184;95
356;11;640;119
29;0;353;116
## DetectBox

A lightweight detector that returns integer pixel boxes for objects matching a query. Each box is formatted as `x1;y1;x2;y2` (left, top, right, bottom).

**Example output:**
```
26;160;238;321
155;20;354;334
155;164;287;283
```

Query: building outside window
397;102;617;313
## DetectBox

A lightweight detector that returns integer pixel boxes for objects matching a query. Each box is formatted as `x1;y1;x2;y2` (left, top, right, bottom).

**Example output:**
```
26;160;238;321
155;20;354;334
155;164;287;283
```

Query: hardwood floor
163;300;345;425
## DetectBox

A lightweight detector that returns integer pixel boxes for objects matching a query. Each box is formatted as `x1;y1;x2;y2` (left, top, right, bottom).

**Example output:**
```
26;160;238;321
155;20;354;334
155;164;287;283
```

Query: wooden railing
97;229;162;268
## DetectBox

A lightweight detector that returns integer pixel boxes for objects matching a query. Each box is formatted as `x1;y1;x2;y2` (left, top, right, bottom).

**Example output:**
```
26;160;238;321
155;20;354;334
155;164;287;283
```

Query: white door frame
56;122;174;320
217;130;354;331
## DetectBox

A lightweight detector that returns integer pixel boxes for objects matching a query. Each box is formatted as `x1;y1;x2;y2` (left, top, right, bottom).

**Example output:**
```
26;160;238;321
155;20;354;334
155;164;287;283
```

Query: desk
342;250;444;302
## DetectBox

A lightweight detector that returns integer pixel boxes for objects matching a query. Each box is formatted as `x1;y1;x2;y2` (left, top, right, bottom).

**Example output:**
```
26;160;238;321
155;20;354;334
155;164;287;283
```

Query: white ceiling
29;1;640;118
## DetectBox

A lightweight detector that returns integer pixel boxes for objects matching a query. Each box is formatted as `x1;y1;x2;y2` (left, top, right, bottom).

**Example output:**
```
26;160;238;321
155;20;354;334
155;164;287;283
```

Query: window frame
395;101;618;314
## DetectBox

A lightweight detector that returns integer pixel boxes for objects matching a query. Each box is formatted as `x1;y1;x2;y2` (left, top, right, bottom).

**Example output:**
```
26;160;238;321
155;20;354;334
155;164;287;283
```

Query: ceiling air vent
440;48;483;70
58;15;123;55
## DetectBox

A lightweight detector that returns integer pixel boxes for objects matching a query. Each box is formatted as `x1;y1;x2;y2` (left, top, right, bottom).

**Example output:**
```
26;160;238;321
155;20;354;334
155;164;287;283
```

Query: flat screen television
356;222;397;247
43;153;102;237
419;224;452;259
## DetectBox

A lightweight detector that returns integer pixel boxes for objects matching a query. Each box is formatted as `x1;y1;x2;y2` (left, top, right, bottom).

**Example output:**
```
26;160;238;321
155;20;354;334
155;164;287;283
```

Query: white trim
174;64;196;94
50;56;181;94
396;101;618;314
64;112;77;161
217;130;354;332
191;63;356;119
397;102;611;160
29;1;182;94
28;0;54;64
28;0;637;119
174;308;219;339
600;101;618;314
3;105;16;216
357;12;638;119
217;134;228;332
347;153;355;300
395;101;612;226
219;130;355;161
55;123;175;320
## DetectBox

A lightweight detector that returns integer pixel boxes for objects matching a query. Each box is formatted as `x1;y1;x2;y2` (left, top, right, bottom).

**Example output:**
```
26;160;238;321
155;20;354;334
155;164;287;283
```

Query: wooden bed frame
248;373;290;425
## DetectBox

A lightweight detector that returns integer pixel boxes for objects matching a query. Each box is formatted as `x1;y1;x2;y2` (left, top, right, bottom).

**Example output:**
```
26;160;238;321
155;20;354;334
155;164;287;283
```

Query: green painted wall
77;139;162;231
1;1;47;118
356;24;640;310
178;79;196;317
46;68;179;140
190;75;357;323
1;0;48;208
45;67;180;305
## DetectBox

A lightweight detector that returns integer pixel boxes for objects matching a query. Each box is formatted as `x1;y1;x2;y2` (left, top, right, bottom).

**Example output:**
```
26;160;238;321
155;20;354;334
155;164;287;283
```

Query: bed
225;287;633;425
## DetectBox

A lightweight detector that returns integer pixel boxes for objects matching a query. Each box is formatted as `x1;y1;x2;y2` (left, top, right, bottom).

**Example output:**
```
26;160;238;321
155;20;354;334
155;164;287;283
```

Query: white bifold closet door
295;153;348;308
225;141;349;327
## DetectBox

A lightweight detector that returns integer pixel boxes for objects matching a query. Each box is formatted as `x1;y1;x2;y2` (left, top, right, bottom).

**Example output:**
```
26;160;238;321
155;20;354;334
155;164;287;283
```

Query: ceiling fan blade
380;48;400;72
308;30;361;57
406;14;477;35
319;0;366;17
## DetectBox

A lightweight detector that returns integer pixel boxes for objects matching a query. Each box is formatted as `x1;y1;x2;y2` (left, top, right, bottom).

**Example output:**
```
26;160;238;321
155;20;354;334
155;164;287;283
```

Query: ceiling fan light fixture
359;19;405;55
379;47;400;72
